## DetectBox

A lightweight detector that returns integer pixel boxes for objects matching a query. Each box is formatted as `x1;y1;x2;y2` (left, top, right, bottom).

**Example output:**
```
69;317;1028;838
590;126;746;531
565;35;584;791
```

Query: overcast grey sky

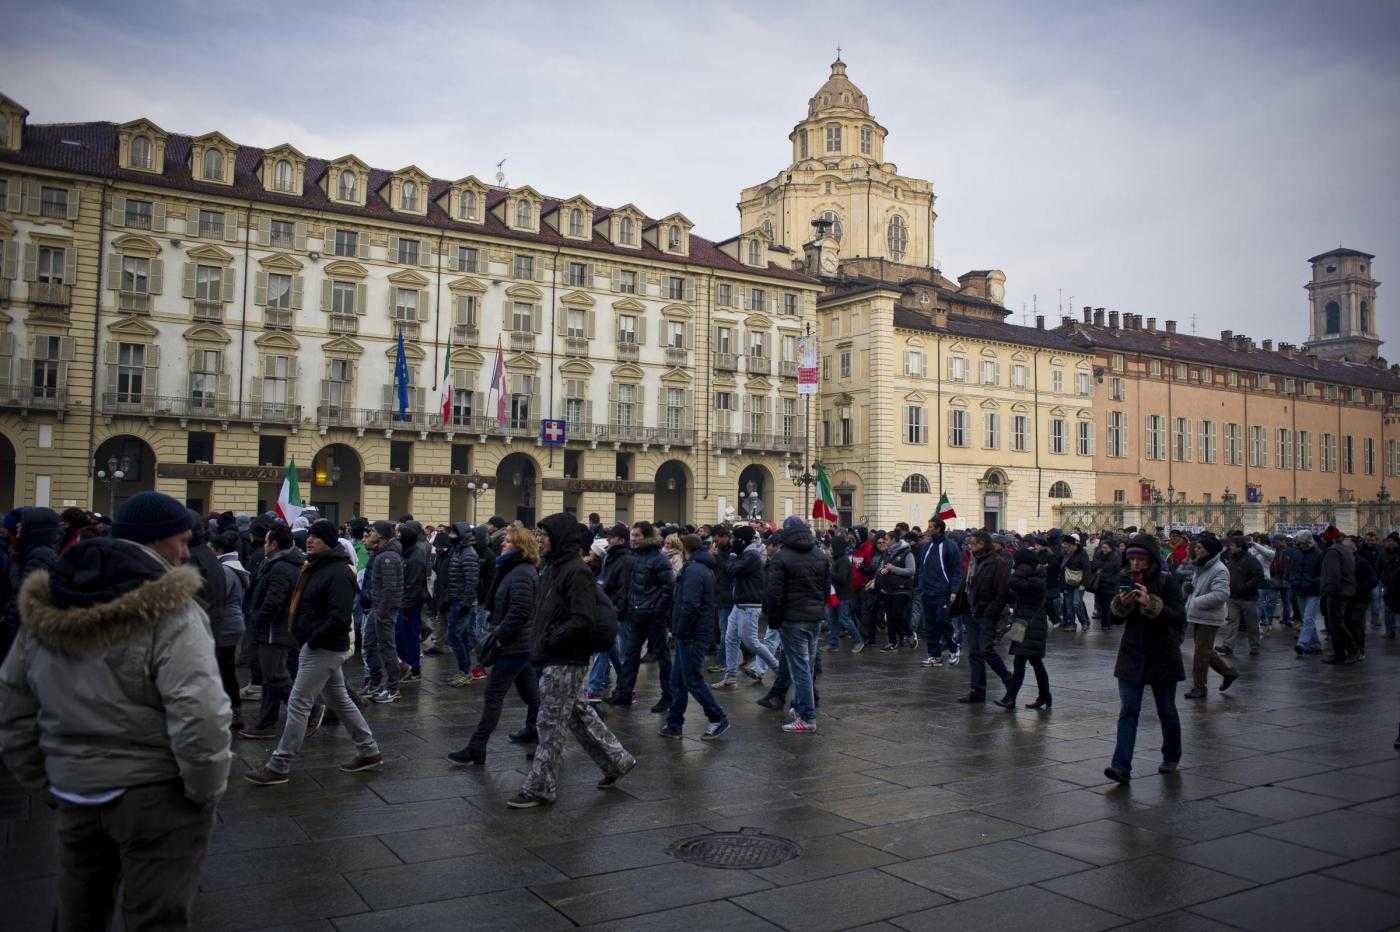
4;0;1398;350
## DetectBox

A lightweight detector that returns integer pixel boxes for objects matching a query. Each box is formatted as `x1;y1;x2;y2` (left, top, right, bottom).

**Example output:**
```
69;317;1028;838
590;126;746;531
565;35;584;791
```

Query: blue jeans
825;599;863;648
782;622;820;723
1112;678;1181;774
668;640;726;729
394;605;423;674
922;595;954;657
726;605;781;676
587;635;623;695
445;601;473;674
1256;588;1279;625
1061;588;1090;627
1295;595;1322;649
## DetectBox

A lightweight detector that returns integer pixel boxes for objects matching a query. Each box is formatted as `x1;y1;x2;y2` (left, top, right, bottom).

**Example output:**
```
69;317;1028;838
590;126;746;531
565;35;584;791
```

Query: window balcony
713;352;738;372
746;355;772;376
595;422;647;443
101;392;302;424
664;347;690;367
0;382;67;416
391;319;421;341
779;360;798;378
30;281;72;307
564;336;590;357
649;426;695;447
508;330;535;352
192;300;224;322
615;341;640;361
453;323;479;345
713;430;802;453
118;291;151;314
329;314;358;335
264;308;294;330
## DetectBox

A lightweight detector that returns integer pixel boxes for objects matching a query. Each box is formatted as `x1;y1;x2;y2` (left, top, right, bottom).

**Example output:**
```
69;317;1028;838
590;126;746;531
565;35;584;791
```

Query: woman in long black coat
997;548;1051;710
450;525;540;765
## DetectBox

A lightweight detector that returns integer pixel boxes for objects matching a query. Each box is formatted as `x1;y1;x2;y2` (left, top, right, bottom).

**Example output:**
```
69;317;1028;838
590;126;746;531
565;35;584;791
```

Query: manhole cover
668;829;801;869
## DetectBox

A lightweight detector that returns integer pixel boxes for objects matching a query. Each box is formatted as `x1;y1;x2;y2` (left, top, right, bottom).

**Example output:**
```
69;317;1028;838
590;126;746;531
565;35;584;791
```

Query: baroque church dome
807;59;869;116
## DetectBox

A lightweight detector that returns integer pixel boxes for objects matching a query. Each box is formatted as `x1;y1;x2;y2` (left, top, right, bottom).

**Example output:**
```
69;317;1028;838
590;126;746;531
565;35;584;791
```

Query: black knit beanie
112;491;193;544
308;518;340;551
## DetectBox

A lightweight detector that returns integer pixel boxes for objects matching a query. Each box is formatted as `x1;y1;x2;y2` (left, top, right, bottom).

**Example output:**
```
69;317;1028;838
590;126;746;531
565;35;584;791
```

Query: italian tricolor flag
812;462;838;523
935;492;957;521
276;460;303;524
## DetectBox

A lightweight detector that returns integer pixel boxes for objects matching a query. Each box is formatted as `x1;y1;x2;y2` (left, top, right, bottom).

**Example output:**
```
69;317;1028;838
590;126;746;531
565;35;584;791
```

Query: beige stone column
864;292;901;527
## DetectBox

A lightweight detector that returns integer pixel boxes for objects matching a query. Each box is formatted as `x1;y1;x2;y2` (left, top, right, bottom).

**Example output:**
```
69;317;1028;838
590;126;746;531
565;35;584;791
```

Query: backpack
590;581;619;652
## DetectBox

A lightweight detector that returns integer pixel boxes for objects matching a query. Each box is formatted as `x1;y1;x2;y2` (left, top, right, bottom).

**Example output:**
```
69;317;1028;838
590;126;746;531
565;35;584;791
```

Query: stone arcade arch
92;435;156;516
654;460;692;526
496;452;539;527
304;443;363;525
735;463;774;523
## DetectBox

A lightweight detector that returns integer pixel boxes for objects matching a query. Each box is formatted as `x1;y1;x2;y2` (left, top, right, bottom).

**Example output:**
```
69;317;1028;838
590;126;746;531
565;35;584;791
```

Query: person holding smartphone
1104;532;1186;784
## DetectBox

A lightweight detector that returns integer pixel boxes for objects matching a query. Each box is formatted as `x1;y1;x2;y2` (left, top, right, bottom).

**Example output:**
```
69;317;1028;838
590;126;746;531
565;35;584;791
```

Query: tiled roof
1058;322;1400;392
893;307;1088;353
0;121;817;285
1308;247;1374;263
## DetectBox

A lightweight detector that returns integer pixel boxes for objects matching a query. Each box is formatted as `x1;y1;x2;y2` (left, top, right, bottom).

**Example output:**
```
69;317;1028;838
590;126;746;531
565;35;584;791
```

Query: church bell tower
1303;247;1381;361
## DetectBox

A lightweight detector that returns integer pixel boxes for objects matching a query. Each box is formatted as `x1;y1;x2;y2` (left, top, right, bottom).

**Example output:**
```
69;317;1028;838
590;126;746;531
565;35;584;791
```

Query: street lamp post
786;458;818;522
94;455;131;513
465;480;490;525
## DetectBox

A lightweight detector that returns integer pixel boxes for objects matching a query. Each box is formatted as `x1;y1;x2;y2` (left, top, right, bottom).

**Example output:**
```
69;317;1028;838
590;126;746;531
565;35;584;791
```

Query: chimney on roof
1220;329;1233;343
1372;355;1387;369
1126;314;1138;331
1083;307;1092;323
1165;320;1177;334
1146;317;1156;332
1060;315;1073;327
1306;353;1319;369
1036;314;1045;330
1093;308;1104;326
1279;342;1294;357
1108;311;1120;329
1082;305;1092;320
1262;339;1273;352
1233;335;1251;352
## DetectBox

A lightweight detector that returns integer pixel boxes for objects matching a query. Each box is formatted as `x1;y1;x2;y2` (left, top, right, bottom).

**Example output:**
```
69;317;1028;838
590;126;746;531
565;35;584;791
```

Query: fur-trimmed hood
19;541;203;656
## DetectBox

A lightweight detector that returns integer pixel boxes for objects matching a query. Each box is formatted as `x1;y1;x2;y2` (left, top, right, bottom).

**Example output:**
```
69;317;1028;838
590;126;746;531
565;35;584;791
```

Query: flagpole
803;322;812;520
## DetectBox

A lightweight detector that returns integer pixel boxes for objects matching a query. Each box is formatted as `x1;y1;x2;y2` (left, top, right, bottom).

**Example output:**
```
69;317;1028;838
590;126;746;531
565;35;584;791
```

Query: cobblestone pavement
4;622;1400;930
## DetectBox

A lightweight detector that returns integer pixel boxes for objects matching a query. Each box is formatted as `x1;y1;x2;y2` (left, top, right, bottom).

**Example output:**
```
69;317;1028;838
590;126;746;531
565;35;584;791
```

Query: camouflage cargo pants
520;665;635;802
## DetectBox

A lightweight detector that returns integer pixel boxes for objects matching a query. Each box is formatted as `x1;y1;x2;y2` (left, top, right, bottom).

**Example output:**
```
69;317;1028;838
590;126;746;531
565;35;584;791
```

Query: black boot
448;745;485;765
1026;695;1053;710
756;691;784;710
507;728;538;744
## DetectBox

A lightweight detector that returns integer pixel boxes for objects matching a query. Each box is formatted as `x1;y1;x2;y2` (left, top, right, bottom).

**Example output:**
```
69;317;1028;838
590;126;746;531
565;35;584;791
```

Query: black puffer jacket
249;547;305;647
446;523;479;606
290;548;357;651
729;540;766;606
599;542;633;622
830;535;855;600
1381;549;1400;612
399;524;429;610
186;537;229;639
1089;546;1122;595
472;525;495;607
671;549;717;644
1112;533;1186;685
532;513;598;666
1225;548;1264;601
628;538;674;620
762;523;831;626
3;509;62;659
488;550;537;658
1007;552;1048;659
967;550;1010;621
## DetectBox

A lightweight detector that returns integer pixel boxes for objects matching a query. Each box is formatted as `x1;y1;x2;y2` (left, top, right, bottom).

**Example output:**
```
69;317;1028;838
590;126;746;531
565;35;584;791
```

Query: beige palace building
0;92;823;524
1058;252;1400;508
741;61;1097;532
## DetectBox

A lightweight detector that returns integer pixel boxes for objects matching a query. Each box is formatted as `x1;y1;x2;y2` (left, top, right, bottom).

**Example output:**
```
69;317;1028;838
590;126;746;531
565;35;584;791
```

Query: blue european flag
394;329;409;421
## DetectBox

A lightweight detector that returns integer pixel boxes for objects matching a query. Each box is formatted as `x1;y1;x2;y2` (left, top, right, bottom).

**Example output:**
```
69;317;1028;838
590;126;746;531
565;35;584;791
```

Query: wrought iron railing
101;393;301;423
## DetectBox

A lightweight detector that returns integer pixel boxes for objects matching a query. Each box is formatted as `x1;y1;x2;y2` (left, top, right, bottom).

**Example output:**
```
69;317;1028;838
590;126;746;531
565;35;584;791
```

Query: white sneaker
948;651;961;666
921;656;943;668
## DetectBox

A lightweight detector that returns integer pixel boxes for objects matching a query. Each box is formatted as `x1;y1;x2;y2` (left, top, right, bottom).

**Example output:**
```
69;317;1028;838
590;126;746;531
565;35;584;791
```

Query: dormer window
401;181;418;211
747;239;761;266
619;217;635;245
667;225;681;250
338;170;356;201
461;189;477;220
131;135;152;170
273;159;293;193
201;148;223;182
569;208;584;237
825;124;841;153
515;200;531;228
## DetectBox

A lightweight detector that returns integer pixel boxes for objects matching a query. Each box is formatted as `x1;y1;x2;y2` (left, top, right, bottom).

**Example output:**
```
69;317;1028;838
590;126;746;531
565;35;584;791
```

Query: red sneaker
470;666;488;681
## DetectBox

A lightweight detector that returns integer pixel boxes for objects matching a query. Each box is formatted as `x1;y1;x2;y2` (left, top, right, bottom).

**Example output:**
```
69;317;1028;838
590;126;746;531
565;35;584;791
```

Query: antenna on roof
1032;293;1038;325
835;45;842;62
1021;302;1027;326
1057;287;1063;317
1189;313;1198;335
495;158;507;186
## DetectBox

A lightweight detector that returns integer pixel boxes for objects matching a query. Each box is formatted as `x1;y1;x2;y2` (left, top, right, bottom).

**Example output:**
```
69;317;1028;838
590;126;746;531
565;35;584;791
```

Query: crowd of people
0;492;1395;928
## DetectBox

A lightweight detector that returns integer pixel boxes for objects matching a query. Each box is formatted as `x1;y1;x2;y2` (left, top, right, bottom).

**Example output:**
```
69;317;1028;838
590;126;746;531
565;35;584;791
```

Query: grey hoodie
216;553;250;648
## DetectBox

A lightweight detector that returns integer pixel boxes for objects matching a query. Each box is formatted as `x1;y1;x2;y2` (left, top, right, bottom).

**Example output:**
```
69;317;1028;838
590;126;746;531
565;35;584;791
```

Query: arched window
568;208;583;237
761;219;774;241
130;135;152;169
747;239;761;266
667;225;681;250
515;199;531;228
619;216;634;243
887;215;908;261
273;159;293;192
1360;299;1371;333
462;189;477;219
901;474;931;494
202;147;223;181
820;210;843;242
401;180;417;210
1048;481;1072;499
339;170;356;201
1325;301;1341;335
